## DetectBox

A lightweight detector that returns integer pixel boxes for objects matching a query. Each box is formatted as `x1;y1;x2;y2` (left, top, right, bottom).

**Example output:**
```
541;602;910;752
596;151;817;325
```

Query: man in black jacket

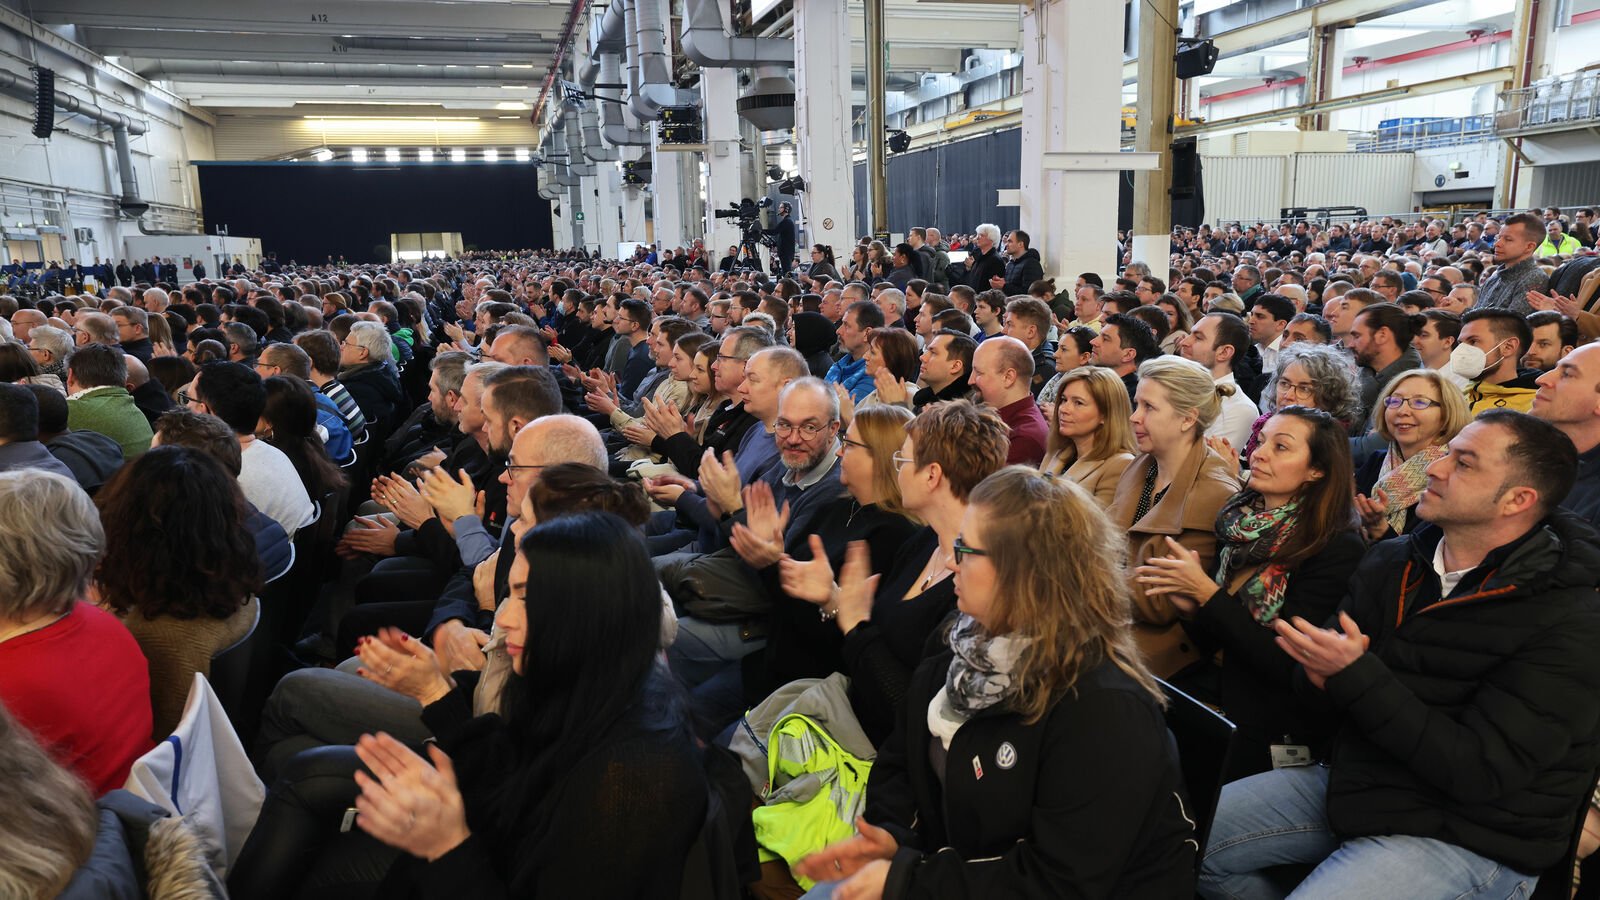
1199;410;1600;899
997;229;1044;296
765;202;796;275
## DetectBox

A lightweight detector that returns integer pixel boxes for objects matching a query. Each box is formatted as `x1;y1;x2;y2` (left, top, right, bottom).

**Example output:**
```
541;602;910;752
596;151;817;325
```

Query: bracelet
819;584;840;621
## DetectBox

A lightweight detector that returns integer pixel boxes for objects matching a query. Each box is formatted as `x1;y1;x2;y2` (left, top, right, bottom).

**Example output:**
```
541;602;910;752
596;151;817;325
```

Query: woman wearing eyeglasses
1243;342;1363;459
794;467;1195;900
777;400;1010;745
1352;369;1471;542
1135;406;1364;779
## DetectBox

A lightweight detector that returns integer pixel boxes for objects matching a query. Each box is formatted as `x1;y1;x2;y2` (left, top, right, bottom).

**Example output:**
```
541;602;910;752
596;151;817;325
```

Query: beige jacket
1106;440;1241;678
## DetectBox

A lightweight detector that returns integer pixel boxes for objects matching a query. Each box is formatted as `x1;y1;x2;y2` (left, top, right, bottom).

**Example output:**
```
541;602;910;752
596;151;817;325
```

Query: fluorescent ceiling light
502;63;533;68
313;148;334;161
351;147;368;162
385;148;401;161
494;101;530;111
484;148;499;161
514;147;530;161
419;148;434;162
450;148;466;161
501;84;529;90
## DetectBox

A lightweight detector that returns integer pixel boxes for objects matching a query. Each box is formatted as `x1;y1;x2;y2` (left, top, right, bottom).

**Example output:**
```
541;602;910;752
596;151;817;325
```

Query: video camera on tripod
714;197;776;265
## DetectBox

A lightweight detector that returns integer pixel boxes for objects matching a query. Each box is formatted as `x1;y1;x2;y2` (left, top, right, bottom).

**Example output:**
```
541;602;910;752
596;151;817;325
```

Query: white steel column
1018;0;1124;282
623;182;648;247
551;198;573;251
593;162;624;255
651;124;687;250
701;68;744;252
793;0;856;259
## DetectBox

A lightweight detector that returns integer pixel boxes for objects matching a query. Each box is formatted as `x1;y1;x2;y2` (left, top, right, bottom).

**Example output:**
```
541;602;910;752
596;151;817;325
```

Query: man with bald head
10;308;45;345
122;354;172;427
969;336;1048;465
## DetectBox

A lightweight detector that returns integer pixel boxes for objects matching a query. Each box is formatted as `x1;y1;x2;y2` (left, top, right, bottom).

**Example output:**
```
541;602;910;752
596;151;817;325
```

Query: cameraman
765;202;796;274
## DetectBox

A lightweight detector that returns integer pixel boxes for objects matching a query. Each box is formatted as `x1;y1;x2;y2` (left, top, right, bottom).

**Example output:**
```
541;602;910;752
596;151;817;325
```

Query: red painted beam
532;0;591;128
1196;13;1590;108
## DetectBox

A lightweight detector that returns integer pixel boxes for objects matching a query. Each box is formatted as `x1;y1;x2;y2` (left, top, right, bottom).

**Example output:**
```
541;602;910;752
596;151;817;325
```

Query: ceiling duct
0;68;151;220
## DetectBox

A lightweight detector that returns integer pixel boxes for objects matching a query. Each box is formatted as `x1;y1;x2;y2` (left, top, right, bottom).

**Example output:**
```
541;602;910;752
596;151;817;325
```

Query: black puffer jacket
1001;247;1044;296
1316;511;1600;873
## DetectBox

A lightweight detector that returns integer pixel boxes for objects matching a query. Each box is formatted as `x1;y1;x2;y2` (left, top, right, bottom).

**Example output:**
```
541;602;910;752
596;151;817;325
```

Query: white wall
1202;152;1415;223
0;23;212;268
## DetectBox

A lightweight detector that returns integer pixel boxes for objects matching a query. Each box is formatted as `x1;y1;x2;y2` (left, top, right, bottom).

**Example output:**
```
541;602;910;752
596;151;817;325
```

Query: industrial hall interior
12;0;1600;898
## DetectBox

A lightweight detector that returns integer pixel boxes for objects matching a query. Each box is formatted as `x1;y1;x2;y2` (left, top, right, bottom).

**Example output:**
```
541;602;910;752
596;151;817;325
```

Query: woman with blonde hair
0;702;97;899
1040;366;1136;507
795;467;1195;899
1353;368;1472;540
1107;355;1242;678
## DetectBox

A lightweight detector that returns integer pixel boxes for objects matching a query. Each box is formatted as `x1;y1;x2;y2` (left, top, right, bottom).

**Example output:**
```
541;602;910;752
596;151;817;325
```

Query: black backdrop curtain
194;161;553;263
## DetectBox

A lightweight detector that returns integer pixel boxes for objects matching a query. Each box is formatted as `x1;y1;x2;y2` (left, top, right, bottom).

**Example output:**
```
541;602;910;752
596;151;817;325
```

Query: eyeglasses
892;452;918;471
715;353;749;364
952;535;989;563
178;391;200;406
504;463;548;473
1383;396;1442;410
839;436;869;452
774;420;831;440
1276;377;1317;398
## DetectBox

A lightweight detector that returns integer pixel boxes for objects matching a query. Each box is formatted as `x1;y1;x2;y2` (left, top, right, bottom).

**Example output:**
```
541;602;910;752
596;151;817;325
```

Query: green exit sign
575;211;585;221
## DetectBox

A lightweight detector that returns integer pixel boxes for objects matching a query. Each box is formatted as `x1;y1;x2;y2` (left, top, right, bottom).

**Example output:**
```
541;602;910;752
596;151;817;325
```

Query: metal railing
1496;71;1600;132
1349;114;1497;152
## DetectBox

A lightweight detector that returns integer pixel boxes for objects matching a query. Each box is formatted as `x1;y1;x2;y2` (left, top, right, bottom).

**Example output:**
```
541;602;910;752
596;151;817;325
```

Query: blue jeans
1198;765;1538;900
666;615;766;688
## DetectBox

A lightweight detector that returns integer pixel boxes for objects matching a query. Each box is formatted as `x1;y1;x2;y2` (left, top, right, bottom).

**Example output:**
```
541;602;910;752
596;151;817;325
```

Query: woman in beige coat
1106;356;1241;678
1039;366;1135;508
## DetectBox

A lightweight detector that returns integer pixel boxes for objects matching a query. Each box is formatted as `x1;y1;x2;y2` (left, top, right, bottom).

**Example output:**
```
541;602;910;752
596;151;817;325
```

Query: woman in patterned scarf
1353;369;1472;541
1134;405;1365;780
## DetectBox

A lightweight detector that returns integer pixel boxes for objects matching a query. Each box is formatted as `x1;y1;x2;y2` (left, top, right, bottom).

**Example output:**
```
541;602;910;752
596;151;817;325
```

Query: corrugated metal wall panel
1531;162;1600;207
1289;153;1413;217
1200;155;1287;223
209;116;538;160
852;127;1021;237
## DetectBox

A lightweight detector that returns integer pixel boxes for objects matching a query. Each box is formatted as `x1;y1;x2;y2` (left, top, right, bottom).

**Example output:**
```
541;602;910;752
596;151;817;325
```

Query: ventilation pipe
680;0;792;68
0;69;150;220
598;51;649;146
564;112;595;177
630;0;680;120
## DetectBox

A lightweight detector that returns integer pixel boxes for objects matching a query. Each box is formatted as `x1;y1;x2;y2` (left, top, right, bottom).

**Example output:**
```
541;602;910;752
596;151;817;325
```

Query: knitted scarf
1214;491;1301;624
927;613;1033;750
1374;443;1448;535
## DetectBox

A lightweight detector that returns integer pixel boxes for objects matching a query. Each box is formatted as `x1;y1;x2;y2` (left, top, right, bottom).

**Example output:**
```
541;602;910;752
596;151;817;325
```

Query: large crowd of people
3;204;1600;899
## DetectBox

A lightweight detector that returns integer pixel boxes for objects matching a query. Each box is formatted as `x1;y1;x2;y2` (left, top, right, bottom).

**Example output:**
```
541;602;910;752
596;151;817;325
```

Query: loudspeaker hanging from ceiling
31;67;55;139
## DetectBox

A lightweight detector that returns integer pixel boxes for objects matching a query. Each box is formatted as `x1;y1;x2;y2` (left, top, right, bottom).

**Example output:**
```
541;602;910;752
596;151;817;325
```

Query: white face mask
1450;340;1506;381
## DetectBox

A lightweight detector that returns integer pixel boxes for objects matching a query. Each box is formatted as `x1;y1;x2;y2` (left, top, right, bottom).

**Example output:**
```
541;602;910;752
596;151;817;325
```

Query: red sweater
0;602;155;795
997;395;1049;467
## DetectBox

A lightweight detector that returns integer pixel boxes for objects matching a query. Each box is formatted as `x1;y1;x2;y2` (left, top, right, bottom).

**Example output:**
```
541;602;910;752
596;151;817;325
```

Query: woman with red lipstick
1134;406;1365;779
1352;369;1471;541
347;512;707;897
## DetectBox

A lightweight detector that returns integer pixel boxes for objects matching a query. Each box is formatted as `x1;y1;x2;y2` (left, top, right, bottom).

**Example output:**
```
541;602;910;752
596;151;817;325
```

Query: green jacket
67;386;152;461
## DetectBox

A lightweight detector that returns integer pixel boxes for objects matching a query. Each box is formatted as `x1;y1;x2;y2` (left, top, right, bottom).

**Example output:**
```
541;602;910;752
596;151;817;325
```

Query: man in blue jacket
1200;410;1600;899
824;301;884;403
